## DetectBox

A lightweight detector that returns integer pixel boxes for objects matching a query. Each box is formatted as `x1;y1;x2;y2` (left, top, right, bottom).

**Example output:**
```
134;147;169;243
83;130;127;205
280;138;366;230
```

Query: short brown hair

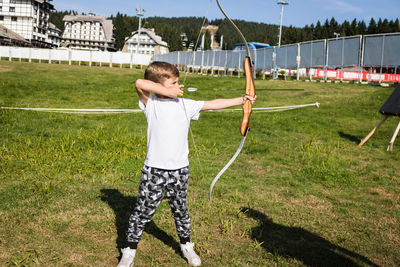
144;61;179;83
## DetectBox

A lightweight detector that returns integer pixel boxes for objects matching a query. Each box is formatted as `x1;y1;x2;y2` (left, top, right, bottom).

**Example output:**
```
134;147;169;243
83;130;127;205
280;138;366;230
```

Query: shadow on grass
99;189;181;258
339;131;361;144
241;207;378;267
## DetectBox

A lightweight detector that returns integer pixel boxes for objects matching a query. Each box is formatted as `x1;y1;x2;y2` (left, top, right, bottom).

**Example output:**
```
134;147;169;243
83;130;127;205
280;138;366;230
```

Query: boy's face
161;76;180;90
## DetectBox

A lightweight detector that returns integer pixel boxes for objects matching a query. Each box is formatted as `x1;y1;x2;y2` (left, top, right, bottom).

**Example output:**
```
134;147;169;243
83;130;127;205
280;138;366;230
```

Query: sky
53;0;400;27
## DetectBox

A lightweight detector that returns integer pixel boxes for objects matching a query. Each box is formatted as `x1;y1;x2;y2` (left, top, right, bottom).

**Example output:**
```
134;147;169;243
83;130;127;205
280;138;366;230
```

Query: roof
233;42;270;50
34;0;54;9
63;14;114;42
48;23;61;32
0;24;28;43
126;28;168;47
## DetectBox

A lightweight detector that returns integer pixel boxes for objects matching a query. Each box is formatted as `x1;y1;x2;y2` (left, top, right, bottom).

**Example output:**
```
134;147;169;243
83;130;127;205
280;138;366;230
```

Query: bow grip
240;56;256;136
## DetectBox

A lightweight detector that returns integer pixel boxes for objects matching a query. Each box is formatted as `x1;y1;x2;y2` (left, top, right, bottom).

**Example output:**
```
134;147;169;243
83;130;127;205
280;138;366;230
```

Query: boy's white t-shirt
139;93;204;170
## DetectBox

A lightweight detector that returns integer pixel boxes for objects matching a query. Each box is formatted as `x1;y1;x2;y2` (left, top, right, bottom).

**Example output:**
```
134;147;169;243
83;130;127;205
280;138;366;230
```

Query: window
10;7;15;12
0;7;2;12
10;0;16;3
0;16;3;21
12;17;17;22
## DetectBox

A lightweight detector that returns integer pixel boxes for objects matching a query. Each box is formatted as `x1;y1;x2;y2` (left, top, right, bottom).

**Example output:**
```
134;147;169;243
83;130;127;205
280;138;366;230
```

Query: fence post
224;50;228;76
379;35;385;83
211;50;215;75
283;46;288;81
49;49;52;64
359;35;364;83
340;38;345;82
109;52;112;68
296;44;300;80
68;49;72;65
324;39;328;82
8;46;12;61
191;52;195;74
238;53;241;78
89;50;92;67
310;42;313;80
272;48;277;80
201;51;204;74
29;47;32;63
177;51;180;70
130;52;134;69
253;49;257;79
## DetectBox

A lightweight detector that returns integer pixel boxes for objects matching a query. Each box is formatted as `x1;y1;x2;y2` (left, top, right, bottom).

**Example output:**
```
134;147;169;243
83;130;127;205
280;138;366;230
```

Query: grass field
0;60;399;266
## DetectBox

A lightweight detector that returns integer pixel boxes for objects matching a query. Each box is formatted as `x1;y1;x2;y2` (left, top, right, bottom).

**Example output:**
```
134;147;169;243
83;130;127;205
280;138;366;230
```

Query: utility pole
136;7;145;54
277;0;289;47
274;0;289;79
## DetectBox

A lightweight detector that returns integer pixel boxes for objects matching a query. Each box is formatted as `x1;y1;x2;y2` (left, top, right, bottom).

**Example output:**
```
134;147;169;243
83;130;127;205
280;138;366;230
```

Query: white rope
207;102;320;112
1;102;320;114
0;107;142;114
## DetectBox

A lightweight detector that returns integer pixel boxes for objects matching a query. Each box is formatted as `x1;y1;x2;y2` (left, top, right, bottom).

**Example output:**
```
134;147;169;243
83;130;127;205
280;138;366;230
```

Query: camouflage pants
126;165;191;244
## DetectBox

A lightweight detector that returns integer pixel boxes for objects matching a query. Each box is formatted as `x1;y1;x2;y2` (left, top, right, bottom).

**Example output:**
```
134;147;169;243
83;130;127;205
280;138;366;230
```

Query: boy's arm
201;95;255;111
135;79;183;106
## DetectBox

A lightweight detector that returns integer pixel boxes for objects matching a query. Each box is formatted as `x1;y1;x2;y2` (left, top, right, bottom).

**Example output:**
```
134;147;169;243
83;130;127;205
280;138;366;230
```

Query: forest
49;11;400;52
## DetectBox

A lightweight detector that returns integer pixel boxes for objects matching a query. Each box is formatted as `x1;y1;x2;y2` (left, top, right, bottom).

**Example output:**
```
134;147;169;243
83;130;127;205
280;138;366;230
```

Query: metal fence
154;32;400;82
1;32;399;82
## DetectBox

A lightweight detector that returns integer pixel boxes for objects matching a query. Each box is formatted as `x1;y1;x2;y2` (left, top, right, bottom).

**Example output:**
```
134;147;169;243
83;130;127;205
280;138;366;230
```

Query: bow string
209;0;257;202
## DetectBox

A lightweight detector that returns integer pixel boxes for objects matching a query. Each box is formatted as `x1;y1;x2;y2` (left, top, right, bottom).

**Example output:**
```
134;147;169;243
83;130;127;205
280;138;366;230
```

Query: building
200;25;220;50
61;12;115;51
0;23;30;46
233;42;271;51
123;28;168;55
46;22;61;47
0;0;54;47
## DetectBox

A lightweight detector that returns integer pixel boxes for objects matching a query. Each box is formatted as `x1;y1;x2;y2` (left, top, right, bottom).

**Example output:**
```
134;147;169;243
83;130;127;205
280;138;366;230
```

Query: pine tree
358;21;367;35
368;18;377;34
314;21;323;39
341;20;351;37
350;19;358;35
381;19;391;33
392;18;400;32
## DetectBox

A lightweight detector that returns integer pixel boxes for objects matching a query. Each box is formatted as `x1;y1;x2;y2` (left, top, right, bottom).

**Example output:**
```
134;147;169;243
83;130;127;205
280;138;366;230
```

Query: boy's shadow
339;131;361;144
241;207;379;267
99;189;181;257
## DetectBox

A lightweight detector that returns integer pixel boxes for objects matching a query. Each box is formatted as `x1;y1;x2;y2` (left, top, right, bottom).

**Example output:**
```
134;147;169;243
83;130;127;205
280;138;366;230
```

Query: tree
357;21;367;35
379;18;391;33
341;20;351;37
368;18;377;34
393;19;400;32
49;10;77;32
314;21;323;39
350;19;358;36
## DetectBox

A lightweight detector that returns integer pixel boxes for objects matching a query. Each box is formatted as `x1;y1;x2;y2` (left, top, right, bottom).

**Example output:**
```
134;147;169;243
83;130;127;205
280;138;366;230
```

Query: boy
118;61;255;267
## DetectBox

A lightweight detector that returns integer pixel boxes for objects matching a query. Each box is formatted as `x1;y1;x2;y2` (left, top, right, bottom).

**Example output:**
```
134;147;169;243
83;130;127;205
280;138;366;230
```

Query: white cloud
325;0;364;14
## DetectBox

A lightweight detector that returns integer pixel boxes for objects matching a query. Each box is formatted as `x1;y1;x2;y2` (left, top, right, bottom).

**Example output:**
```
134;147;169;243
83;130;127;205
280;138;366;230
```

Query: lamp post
136;7;145;54
274;0;289;79
277;0;289;47
334;32;340;40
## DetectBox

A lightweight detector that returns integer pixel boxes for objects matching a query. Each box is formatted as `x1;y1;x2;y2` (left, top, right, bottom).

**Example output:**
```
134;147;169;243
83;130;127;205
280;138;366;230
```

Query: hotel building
0;0;54;47
124;28;168;55
61;12;115;51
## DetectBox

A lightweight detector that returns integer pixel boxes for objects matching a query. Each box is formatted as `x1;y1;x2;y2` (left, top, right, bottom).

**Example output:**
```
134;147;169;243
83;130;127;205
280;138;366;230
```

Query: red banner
313;69;400;82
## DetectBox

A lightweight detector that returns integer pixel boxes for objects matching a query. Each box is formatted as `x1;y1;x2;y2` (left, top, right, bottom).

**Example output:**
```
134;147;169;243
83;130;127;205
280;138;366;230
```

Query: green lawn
0;60;399;266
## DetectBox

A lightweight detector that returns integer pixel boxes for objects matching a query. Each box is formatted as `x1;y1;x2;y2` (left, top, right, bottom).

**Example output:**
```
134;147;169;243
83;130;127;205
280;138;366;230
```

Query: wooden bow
209;0;256;202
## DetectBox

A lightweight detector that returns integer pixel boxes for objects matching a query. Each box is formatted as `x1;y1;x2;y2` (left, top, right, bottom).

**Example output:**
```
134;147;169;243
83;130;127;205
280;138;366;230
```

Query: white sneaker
180;242;201;266
117;247;136;267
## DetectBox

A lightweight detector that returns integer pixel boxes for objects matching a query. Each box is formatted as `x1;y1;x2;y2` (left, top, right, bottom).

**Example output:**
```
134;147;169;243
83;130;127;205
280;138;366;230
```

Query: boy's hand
242;95;256;104
165;84;184;98
161;77;184;98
